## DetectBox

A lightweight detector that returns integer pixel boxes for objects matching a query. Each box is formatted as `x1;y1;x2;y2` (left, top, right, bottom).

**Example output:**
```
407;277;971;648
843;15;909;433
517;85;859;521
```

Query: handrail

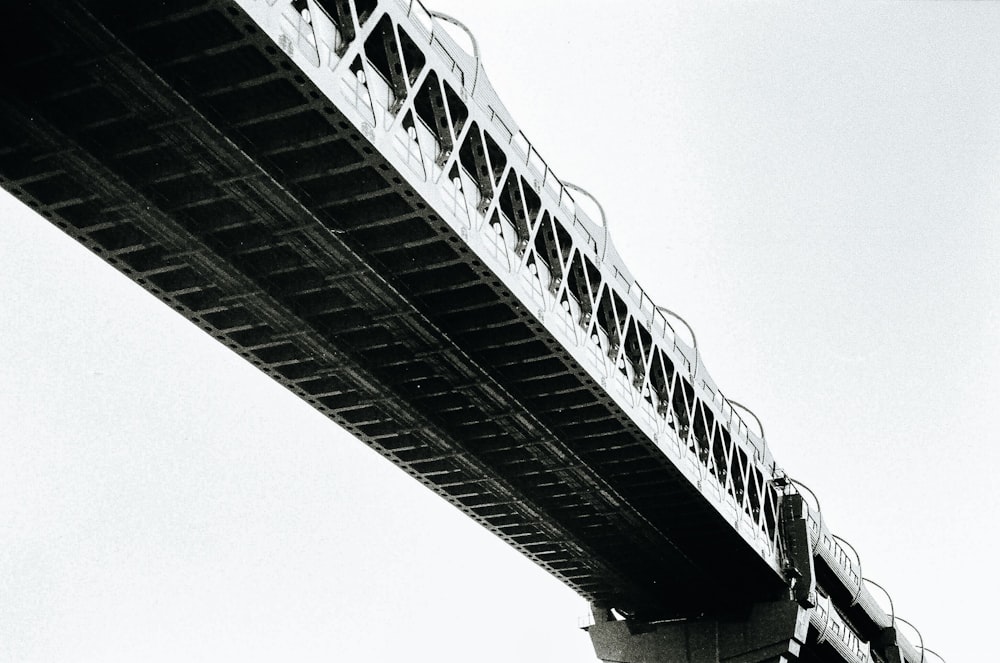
728;399;767;462
817;593;833;644
894;616;925;663
832;534;864;604
426;10;480;94
562;182;609;263
728;399;765;440
862;577;895;625
654;306;698;380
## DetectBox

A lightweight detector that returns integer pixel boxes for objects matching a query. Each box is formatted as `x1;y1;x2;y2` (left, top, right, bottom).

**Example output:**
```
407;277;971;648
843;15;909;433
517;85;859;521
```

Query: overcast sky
2;2;998;661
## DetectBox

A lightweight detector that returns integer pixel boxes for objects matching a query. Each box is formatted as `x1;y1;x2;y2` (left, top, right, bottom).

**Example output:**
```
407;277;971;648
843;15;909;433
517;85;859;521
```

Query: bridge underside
0;0;785;619
587;599;884;663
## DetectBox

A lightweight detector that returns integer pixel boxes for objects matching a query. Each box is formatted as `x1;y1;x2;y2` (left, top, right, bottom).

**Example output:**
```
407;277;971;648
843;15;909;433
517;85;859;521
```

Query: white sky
2;2;998;661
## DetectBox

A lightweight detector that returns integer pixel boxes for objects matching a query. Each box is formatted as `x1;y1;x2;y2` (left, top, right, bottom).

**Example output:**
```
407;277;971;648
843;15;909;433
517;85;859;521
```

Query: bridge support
873;626;907;663
587;600;809;663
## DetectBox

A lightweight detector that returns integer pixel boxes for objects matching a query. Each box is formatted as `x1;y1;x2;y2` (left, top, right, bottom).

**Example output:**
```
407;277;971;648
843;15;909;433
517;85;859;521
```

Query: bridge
0;1;940;661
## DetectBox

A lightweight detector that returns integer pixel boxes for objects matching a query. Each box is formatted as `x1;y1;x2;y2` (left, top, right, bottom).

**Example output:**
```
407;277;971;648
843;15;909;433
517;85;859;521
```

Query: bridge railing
811;590;875;663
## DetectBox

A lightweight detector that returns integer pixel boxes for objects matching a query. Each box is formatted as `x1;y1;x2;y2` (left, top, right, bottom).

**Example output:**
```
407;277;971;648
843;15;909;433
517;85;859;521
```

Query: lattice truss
260;0;785;559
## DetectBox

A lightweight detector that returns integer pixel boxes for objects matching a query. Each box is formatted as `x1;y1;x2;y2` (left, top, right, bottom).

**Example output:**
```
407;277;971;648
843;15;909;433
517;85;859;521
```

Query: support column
873;626;906;663
587;601;809;663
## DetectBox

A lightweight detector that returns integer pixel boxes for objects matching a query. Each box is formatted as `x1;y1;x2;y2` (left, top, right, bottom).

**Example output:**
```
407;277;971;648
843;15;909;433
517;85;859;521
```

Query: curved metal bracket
654;306;698;380
831;534;864;605
728;398;767;462
427;10;480;95
728;399;765;440
562;181;609;263
862;577;895;626
895;616;926;663
816;594;832;644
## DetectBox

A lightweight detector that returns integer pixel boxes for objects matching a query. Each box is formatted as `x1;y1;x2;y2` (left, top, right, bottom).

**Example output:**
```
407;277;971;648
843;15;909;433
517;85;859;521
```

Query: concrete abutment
587;600;809;663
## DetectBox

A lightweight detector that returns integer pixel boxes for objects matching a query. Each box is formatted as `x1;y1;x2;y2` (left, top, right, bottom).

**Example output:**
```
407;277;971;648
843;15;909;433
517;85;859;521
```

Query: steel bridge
0;1;936;661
